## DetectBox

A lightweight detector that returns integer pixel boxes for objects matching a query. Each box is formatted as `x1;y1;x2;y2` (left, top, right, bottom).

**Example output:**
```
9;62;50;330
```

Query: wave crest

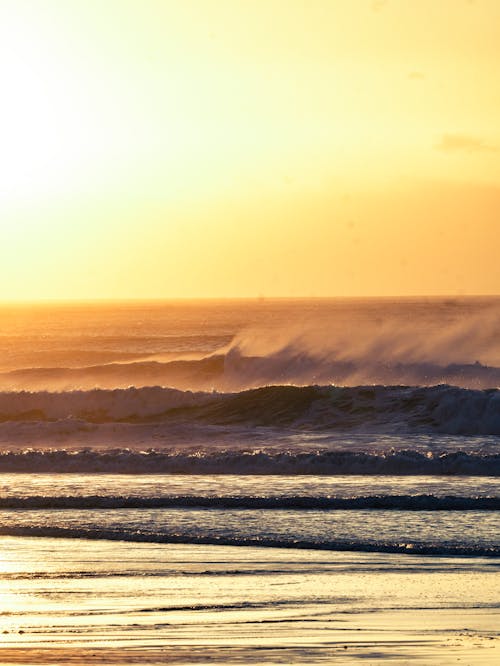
0;384;499;435
0;494;497;510
0;525;497;557
0;448;497;475
2;355;500;392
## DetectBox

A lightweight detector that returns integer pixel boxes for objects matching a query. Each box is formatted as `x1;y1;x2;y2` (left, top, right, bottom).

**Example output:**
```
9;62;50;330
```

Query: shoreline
0;526;498;558
0;537;498;665
0;638;497;665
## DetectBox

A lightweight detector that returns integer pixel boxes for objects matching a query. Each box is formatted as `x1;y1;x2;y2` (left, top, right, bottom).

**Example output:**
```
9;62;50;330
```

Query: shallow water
0;474;497;557
0;538;498;664
0;473;497;498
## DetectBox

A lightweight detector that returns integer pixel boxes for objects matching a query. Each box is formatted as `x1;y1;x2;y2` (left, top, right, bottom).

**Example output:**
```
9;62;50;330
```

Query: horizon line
1;294;499;306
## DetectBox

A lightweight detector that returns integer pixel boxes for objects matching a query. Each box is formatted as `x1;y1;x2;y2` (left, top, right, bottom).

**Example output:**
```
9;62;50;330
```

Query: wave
1;494;497;510
0;448;498;475
0;384;499;435
2;300;500;393
1;355;500;392
0;356;225;391
0;525;497;557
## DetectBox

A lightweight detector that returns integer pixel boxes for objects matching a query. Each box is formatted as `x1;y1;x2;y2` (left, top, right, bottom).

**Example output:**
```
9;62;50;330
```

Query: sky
0;0;499;300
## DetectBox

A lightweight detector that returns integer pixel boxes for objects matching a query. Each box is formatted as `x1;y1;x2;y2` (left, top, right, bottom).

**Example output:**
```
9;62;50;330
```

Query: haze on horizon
1;0;499;301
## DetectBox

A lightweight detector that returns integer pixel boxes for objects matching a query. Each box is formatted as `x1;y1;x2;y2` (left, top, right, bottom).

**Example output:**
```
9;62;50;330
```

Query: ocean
0;297;498;664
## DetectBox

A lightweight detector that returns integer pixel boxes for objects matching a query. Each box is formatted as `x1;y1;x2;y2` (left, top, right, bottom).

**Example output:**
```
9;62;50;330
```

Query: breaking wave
0;448;498;475
0;494;497;510
2;305;500;392
0;525;497;557
1;355;500;392
0;383;499;435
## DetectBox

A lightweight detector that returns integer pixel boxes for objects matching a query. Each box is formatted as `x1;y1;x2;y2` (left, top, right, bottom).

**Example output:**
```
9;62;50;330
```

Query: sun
0;13;77;202
0;4;139;208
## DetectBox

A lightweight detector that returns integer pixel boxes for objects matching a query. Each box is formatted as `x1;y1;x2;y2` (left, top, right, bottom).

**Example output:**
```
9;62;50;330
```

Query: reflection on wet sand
0;537;498;665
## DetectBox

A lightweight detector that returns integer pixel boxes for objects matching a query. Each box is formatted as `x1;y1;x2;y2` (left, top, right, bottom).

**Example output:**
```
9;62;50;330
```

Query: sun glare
1;0;499;300
0;13;85;202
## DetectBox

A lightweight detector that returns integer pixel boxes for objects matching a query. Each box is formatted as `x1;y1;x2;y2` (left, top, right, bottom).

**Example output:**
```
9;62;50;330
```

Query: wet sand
0;537;498;665
0;637;498;666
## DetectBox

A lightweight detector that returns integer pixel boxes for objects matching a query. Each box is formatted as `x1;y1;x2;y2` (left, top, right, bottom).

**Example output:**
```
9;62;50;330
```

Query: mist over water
0;298;498;557
0;297;499;392
0;298;499;448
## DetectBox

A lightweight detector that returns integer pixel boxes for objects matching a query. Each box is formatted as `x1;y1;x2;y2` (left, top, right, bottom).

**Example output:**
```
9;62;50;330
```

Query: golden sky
1;0;499;299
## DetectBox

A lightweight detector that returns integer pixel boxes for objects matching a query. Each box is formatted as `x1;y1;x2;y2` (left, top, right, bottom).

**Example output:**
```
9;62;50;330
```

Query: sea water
0;298;498;553
0;298;498;660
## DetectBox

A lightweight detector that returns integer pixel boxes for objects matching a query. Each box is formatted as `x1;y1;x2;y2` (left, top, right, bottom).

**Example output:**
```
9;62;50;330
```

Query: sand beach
0;536;497;665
